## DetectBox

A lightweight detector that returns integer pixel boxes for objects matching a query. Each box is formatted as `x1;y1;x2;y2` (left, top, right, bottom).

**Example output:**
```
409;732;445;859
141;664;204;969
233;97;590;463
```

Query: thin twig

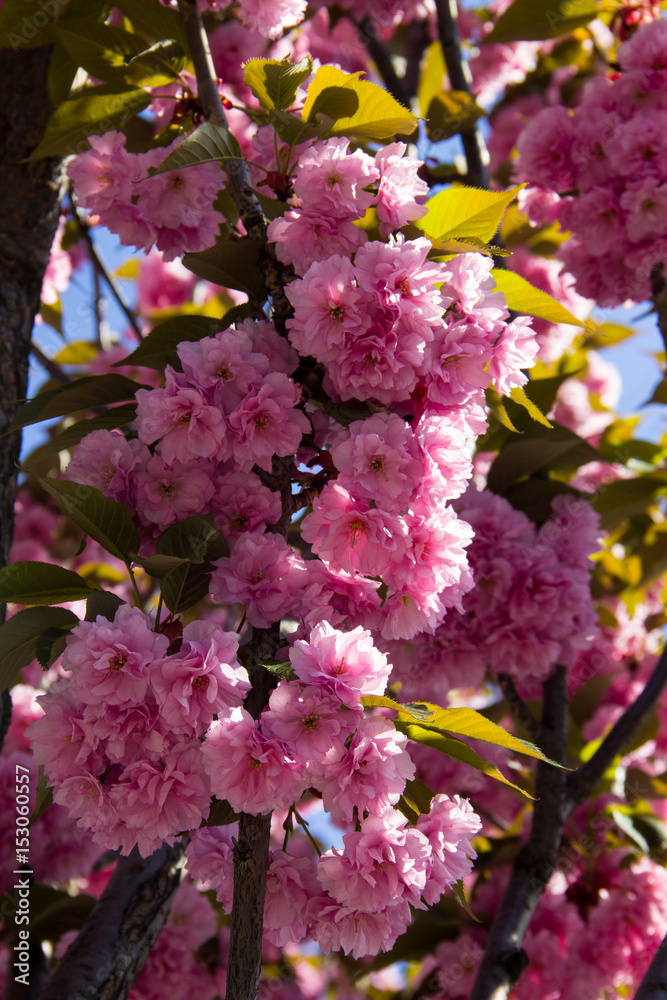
651;263;667;356
357;16;411;106
566;645;667;808
433;0;489;190
30;342;70;386
71;200;144;342
496;674;541;743
177;0;292;326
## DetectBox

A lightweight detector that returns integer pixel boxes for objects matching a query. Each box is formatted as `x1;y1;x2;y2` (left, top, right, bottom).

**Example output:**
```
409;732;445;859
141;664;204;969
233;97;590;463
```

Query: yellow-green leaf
302;65;417;141
508;386;552;428
53;341;98;365
243;56;313;111
425;91;484;142
482;0;598;45
492;268;586;327
362;696;557;764
418;41;445;119
396;721;534;798
418;184;523;243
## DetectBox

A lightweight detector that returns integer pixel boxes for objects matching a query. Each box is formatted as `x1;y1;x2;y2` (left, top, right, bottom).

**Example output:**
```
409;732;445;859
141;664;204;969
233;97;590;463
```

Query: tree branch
356;17;411;106
634;933;667;999
496;674;541;743
39;842;185;1000
71;203;144;343
651;263;667;356
432;0;489;189
177;0;293;327
566;645;667;808
470;666;568;1000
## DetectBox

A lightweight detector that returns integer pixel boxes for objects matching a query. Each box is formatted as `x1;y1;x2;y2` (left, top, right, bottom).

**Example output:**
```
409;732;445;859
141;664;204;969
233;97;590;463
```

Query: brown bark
0;44;65;578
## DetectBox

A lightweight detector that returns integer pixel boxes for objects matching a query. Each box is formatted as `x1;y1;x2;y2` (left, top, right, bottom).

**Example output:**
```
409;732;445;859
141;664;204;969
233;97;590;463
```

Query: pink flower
316;717;415;823
237;0;307;38
211;533;308;628
177;329;268;412
66;430;147;506
212;471;281;540
268;209;366;276
289;621;392;707
311;895;411;959
317;810;431;911
285;256;371;363
135;368;228;466
64;606;168;707
374;142;428;236
203;707;306;815
185;826;236;910
264;851;320;946
28;683;102;782
136;251;197;313
109;744;211;857
516;106;576;190
152;621;249;734
293;138;379;217
301;482;409;577
134;454;216;529
330;412;423;512
227;372;310;472
260;680;357;769
416;794;481;904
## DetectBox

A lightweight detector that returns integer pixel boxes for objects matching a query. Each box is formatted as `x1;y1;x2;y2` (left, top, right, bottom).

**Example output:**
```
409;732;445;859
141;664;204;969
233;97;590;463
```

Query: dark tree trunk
0;43;64;579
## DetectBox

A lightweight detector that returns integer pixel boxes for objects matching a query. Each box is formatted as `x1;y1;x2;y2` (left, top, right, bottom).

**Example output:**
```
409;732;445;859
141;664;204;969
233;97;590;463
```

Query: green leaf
183;238;267;301
0;607;79;692
118;316;222;371
487;430;596;494
593;476;667;531
0;0;59;49
85;590;125;622
113;0;190;52
508;386;552;428
524;371;582;416
492;269;586;327
482;0;598;44
0;562;98;606
15;886;96;944
244;56;313;111
302;65;418;140
425;91;484;142
454;880;480;922
29;83;152;161
35;625;72;670
396;721;534;798
399;778;435;822
501;478;584;524
40;300;63;335
363;695;557;764
31;766;53;825
268;109;324;148
583;321;636;350
14;374;147;430
418;185;523;243
21;404;137;471
203;798;239;827
155;515;227;613
56;18;182;88
37;477;140;564
143;122;242;178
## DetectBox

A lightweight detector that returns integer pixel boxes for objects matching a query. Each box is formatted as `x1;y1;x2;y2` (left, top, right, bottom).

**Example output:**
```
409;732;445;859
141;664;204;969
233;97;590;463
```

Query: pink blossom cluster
384;489;600;702
28;605;250;857
516;17;667;305
187;795;481;959
66;319;304;546
285;231;537;429
67;131;225;261
267;138;428;274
